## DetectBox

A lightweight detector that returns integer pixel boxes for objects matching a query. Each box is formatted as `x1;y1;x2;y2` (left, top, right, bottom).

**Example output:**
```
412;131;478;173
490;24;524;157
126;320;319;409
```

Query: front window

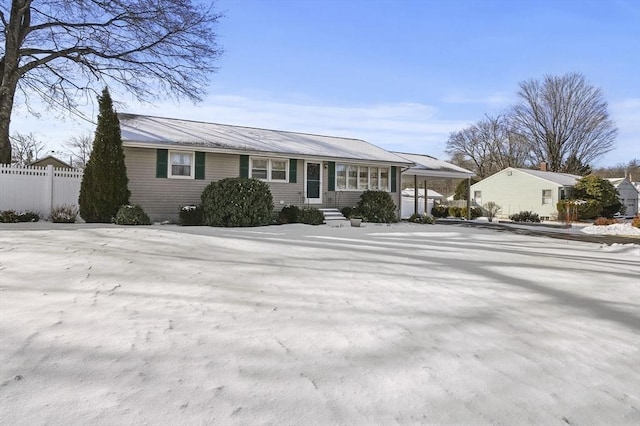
251;159;268;180
335;163;390;191
336;164;347;189
542;189;552;204
250;158;288;182
271;160;287;181
169;151;194;178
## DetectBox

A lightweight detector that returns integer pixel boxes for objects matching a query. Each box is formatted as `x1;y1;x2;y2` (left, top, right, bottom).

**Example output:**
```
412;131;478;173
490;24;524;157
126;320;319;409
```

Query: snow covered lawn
1;223;639;425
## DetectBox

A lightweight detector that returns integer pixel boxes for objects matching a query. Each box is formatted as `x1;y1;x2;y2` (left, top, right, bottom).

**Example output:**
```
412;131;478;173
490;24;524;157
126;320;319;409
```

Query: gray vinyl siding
124;147;402;221
124;147;239;221
470;169;563;219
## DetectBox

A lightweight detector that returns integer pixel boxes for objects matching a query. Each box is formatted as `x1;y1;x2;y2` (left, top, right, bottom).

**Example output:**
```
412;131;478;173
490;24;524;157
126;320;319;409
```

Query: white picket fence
0;164;83;217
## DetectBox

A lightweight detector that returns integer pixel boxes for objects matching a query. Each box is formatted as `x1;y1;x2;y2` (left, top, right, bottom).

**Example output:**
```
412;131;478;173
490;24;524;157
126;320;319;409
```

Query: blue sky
12;0;640;166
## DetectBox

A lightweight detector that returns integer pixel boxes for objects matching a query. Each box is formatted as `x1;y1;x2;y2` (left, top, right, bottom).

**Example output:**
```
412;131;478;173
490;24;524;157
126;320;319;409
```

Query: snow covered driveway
1;223;639;425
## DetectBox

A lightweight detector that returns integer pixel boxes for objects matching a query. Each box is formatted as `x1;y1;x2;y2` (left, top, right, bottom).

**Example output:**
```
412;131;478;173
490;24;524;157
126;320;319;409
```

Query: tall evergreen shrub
79;88;130;222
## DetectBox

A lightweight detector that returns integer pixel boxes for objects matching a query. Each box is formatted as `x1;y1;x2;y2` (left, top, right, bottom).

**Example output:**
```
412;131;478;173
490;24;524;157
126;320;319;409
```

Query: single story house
608;178;639;217
470;167;581;220
119;113;413;222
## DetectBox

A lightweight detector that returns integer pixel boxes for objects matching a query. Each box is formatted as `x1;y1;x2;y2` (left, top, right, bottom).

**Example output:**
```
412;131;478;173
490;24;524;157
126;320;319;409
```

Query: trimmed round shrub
201;177;273;227
298;206;324;225
278;205;300;224
340;206;355;219
355;190;397;223
114;205;151;225
509;211;541;223
50;204;78;223
179;205;202;226
18;211;40;222
431;204;448;218
632;216;640;228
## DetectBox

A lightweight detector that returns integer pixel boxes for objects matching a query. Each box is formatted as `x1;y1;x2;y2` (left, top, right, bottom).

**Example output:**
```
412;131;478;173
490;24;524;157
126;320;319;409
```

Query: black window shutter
195;151;205;180
156;149;168;178
239;155;249;178
391;166;397;192
289;159;297;183
328;162;335;191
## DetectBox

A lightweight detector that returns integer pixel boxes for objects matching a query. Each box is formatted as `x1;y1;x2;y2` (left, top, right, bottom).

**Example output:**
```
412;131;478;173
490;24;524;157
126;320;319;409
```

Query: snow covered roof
607;177;627;187
118;113;412;165
514;168;581;186
392;152;474;178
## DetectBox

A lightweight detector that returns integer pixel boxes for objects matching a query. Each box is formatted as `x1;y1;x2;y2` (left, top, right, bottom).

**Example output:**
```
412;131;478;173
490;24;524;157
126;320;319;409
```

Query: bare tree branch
0;0;224;163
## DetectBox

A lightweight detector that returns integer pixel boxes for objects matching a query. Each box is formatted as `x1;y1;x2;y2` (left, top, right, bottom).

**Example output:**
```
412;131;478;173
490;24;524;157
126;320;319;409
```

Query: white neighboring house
634;182;640;214
470;167;580;219
608;178;639;217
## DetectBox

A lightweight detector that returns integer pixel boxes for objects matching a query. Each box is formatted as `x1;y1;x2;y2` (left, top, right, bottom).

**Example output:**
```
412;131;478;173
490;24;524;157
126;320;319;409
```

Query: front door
305;161;322;204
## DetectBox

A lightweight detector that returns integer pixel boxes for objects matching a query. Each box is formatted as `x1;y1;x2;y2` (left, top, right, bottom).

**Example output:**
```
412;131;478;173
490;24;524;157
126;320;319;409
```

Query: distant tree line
446;72;618;179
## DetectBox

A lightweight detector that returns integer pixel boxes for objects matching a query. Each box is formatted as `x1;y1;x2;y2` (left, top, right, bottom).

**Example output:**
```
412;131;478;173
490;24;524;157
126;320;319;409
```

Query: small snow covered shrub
509;211;541;223
593;217;616;226
278;205;300;224
114;205;151;225
431;204;448;218
409;213;434;224
355;190;397;223
201;177;273;227
632;216;640;228
18;211;40;222
179;205;202;226
0;210;18;223
298;206;324;225
50;204;78;223
448;206;462;218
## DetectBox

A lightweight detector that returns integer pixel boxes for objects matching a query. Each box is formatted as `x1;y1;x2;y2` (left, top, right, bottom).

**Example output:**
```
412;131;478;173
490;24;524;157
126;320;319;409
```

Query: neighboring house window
542;189;553;204
169;151;194;178
474;191;482;205
250;158;288;182
335;163;390;191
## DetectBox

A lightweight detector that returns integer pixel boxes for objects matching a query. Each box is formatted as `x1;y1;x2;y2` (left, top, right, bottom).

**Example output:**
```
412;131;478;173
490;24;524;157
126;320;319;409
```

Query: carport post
414;174;418;216
423;179;428;216
466;177;471;220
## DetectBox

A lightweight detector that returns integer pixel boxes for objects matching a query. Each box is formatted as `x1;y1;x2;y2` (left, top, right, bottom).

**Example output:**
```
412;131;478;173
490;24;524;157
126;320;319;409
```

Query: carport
392;152;475;218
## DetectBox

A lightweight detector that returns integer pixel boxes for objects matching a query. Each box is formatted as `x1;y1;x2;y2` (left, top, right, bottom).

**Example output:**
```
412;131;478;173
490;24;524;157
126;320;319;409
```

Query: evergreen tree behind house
79;88;130;223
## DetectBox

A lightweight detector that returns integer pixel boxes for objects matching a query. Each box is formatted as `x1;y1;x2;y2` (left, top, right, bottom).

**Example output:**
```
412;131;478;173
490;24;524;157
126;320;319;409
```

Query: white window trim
168;150;195;179
249;157;289;182
335;163;390;192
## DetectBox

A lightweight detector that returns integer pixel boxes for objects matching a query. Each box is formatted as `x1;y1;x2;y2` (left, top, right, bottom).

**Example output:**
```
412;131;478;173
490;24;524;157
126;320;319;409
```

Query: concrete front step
318;208;347;222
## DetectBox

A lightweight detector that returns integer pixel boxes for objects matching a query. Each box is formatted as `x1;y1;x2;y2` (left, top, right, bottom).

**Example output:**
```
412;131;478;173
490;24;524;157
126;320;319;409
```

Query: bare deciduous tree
64;133;93;168
446;115;530;179
0;0;224;163
10;132;46;165
510;72;617;172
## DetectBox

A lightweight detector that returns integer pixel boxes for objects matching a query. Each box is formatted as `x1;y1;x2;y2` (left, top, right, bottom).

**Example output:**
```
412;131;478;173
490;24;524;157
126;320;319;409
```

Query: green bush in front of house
355;190;397;223
277;205;300;224
179;205;203;226
201;177;273;227
114;205;151;225
298;206;324;225
509;211;541;223
461;206;482;219
448;206;462;218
